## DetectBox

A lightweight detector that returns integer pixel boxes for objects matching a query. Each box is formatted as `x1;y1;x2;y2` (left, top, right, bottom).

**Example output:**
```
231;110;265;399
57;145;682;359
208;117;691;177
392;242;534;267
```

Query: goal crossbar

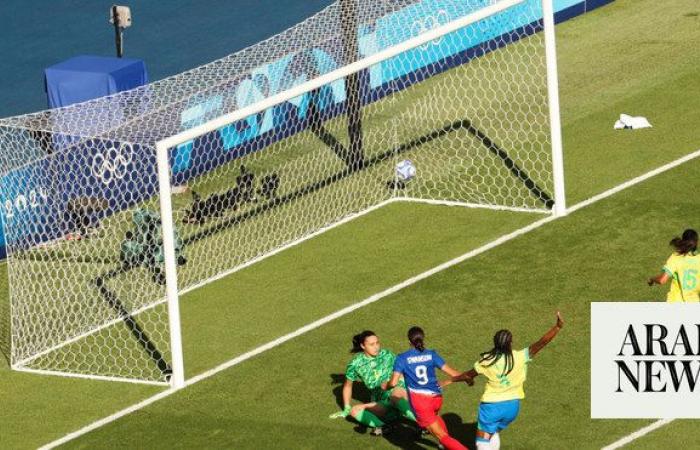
156;0;525;152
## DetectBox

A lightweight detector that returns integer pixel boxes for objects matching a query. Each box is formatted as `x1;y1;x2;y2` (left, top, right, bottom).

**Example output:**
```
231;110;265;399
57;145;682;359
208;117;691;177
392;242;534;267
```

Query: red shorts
408;391;443;429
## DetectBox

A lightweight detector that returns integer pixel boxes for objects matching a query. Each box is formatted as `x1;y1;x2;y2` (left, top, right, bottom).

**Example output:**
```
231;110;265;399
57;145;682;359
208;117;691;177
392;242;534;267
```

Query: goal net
0;0;563;385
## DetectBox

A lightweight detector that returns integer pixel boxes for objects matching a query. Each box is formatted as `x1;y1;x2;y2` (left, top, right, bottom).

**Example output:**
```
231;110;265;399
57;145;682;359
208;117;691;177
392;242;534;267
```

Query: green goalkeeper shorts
373;379;407;421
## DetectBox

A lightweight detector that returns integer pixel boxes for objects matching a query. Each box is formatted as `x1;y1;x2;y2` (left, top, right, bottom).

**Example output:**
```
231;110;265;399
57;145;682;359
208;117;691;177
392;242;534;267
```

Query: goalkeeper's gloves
329;404;352;419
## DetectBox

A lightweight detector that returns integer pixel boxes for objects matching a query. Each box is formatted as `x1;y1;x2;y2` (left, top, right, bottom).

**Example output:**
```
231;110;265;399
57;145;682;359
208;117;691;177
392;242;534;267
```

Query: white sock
491;432;501;450
476;441;491;450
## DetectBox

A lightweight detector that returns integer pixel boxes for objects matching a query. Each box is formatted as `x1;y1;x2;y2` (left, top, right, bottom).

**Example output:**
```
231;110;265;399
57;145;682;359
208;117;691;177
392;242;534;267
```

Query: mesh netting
0;0;554;384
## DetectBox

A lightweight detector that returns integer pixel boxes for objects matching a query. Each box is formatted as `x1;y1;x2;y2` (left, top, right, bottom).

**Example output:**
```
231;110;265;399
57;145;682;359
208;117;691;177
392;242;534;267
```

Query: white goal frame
154;0;566;389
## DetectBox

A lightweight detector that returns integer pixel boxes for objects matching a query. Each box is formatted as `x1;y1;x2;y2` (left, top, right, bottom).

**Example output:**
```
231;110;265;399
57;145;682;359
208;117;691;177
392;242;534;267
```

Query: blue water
0;0;333;118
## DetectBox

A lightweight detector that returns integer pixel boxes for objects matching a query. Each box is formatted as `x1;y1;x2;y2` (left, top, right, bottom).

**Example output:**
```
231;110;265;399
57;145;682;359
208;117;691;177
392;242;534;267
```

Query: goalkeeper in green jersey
330;330;417;435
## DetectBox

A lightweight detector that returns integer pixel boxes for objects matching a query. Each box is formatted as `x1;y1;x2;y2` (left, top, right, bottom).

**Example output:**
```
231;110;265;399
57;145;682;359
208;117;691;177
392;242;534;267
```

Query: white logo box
591;302;700;418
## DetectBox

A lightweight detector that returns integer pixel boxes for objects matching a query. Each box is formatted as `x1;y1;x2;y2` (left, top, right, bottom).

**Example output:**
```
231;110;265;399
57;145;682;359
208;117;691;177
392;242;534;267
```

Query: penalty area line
601;419;675;450
39;148;700;450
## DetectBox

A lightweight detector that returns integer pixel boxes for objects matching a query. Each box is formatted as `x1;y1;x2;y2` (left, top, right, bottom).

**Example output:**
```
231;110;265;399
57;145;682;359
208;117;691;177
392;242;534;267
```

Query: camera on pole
109;5;132;58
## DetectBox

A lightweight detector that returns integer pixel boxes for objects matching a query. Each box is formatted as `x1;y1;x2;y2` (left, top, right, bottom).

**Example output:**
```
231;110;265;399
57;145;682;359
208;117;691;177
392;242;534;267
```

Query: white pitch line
13;366;168;387
38;214;554;450
39;148;700;450
569;148;700;213
601;419;675;450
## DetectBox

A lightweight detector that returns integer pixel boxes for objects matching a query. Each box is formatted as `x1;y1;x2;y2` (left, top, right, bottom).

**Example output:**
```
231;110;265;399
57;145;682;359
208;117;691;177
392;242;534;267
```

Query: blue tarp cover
44;55;148;108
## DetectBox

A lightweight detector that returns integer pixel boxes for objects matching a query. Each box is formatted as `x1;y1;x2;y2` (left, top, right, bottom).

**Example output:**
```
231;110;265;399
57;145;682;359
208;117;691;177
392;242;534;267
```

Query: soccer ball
396;159;416;181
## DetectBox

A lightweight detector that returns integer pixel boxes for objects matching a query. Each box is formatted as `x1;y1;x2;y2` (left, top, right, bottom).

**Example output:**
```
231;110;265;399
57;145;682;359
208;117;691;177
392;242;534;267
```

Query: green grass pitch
1;0;700;448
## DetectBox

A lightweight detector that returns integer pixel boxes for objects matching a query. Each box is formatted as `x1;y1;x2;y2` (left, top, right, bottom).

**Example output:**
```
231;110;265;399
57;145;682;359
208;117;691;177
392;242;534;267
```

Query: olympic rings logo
412;10;450;50
91;142;133;185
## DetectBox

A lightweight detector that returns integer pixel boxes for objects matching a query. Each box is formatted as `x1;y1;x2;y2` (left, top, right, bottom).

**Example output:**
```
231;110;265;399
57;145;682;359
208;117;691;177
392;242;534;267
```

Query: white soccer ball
396;159;416;181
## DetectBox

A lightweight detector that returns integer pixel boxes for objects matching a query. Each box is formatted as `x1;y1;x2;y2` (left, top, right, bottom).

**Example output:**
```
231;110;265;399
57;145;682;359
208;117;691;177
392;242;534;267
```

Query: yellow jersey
474;348;530;403
662;252;700;302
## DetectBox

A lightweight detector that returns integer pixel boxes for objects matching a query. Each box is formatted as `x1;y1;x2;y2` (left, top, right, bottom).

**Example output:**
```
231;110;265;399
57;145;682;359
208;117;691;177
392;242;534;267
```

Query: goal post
0;0;565;387
542;0;566;217
340;0;365;170
156;143;185;389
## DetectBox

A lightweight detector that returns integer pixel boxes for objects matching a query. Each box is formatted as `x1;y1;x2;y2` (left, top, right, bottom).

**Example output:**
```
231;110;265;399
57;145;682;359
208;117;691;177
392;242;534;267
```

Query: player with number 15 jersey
648;229;700;302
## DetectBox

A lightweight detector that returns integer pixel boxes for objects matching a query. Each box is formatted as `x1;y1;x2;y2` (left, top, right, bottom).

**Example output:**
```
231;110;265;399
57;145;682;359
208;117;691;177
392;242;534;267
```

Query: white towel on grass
614;113;652;130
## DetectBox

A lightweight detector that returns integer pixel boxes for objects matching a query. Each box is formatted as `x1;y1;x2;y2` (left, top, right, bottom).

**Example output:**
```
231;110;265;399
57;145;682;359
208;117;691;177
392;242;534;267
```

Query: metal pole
113;5;123;58
155;142;185;389
340;0;364;169
542;0;566;216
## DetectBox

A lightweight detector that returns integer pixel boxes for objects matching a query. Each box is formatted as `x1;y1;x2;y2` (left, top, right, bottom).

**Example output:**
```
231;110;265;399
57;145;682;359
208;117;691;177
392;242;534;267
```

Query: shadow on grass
444;412;477;448
0;297;9;367
0;346;8;368
331;373;371;406
330;373;476;449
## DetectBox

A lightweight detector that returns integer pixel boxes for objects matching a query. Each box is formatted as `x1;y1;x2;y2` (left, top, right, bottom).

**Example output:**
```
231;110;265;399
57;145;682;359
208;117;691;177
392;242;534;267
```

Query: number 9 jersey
393;348;445;395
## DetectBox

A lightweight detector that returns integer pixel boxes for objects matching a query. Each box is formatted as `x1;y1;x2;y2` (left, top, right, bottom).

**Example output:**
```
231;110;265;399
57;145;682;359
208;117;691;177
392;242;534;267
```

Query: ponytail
670;229;698;255
479;329;514;376
408;326;426;352
350;330;376;353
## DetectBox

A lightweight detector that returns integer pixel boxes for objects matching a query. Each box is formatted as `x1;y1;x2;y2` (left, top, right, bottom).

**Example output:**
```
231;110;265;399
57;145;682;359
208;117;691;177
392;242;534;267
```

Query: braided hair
408;326;426;352
479;329;514;376
350;330;376;353
670;229;698;255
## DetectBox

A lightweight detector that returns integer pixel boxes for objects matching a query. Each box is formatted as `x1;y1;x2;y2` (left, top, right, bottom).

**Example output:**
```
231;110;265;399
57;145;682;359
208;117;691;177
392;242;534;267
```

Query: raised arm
529;311;564;358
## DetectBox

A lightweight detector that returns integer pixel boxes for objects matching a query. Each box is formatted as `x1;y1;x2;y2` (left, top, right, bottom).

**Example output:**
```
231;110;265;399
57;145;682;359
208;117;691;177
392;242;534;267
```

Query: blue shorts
476;399;521;439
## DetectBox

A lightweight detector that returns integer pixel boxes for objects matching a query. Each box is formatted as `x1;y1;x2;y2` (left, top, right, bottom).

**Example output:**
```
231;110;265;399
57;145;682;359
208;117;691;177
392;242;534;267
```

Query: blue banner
0;138;157;254
167;0;611;184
